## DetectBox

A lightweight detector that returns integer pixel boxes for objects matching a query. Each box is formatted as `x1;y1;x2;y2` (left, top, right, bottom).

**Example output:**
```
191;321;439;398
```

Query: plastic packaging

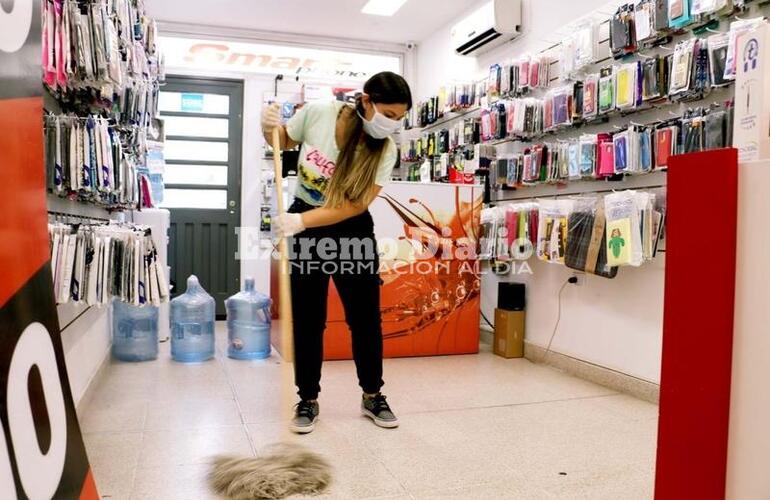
170;275;216;362
537;199;573;264
565;197;618;279
615;63;637;110
225;278;272;360
598;70;615;115
582;73;599;119
112;301;159;361
604;191;644;267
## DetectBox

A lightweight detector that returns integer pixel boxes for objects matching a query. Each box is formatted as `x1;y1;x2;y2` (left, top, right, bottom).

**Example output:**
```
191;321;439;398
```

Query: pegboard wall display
402;0;770;203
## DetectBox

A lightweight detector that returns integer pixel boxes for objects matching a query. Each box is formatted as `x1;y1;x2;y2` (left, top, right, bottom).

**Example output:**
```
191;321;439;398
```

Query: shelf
489;171;668;203
406;106;482;134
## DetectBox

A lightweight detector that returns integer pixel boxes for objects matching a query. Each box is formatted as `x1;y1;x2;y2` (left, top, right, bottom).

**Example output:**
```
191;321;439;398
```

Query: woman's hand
274;213;306;238
261;103;282;135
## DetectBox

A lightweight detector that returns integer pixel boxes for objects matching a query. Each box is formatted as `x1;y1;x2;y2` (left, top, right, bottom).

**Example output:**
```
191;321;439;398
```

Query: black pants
288;198;384;401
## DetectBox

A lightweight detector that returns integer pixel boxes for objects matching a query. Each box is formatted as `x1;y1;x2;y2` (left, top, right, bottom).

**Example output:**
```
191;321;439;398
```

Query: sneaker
361;394;399;428
290;400;319;434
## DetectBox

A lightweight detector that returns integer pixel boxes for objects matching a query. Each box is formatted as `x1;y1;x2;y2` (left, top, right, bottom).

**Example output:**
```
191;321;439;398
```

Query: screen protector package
537;199;574;264
566;197;618;279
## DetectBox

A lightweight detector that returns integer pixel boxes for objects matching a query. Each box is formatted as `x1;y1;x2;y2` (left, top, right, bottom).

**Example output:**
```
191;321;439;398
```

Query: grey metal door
159;76;243;316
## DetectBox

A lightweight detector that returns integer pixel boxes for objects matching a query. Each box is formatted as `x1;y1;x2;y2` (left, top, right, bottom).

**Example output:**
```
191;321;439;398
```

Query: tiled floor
78;323;658;499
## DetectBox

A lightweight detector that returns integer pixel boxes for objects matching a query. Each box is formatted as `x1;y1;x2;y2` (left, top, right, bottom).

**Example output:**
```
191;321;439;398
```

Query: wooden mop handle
272;127;294;364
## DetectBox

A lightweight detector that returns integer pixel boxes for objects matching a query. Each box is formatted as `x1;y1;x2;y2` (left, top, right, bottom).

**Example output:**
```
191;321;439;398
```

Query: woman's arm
263;124;299;150
301;186;382;228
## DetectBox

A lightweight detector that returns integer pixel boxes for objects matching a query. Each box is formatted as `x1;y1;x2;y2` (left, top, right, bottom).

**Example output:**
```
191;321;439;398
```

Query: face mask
359;102;402;139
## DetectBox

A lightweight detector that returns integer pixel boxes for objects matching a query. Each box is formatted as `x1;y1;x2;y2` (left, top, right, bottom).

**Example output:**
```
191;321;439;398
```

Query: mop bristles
208;442;333;499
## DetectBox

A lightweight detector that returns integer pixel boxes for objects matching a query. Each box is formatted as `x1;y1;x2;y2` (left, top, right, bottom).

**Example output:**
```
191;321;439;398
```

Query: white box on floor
734;23;770;162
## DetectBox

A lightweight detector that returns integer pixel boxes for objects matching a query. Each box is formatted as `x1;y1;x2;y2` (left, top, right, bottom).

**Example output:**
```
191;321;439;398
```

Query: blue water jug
112;301;159;362
170;275;215;362
225;277;272;360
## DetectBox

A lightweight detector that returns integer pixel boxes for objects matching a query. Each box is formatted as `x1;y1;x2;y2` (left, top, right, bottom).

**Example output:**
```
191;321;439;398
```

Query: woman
261;72;412;434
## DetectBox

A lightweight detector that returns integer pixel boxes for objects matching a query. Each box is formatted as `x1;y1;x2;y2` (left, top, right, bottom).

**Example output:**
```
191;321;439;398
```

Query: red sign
0;1;98;498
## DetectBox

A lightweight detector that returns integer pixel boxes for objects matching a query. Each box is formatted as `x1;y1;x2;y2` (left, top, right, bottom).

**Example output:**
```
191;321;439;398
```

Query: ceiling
147;0;486;45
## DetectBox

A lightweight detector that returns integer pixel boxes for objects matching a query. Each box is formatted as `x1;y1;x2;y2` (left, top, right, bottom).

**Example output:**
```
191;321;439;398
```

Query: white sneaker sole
362;408;399;428
290;416;317;434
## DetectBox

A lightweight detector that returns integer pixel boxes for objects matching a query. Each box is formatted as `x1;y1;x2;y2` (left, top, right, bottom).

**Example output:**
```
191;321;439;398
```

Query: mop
208;128;333;499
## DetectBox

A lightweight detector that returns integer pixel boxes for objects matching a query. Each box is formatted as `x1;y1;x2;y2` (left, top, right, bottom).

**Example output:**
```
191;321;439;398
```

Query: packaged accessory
708;33;730;87
583;73;599;119
565;197;618;279
537;199;573;264
598;68;616;114
604;191;644;267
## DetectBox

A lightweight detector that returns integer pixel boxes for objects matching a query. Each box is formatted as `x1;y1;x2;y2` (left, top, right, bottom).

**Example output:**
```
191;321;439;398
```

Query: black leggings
287;198;384;401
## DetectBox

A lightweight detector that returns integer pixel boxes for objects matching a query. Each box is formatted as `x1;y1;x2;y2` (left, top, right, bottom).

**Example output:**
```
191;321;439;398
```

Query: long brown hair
325;72;412;208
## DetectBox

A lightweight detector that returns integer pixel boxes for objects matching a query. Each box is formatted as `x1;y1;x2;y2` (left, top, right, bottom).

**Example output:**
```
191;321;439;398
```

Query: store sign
0;3;98;498
160;36;401;82
180;93;205;112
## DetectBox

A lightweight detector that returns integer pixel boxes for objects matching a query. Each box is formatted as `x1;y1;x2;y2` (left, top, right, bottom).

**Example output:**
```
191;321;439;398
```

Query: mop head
208;442;333;500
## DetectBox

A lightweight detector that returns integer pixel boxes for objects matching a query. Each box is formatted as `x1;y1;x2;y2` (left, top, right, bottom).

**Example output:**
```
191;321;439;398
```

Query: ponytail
324;72;412;208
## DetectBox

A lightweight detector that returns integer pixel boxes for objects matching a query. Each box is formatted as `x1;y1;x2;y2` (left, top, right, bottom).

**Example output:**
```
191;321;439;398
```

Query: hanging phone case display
690;0;729;15
604;191;645;267
707;33;730;87
43;0;163;210
579;135;598;178
480;190;664;272
45;114;139;207
598;68;616;114
597;133;616;177
48;221;169;306
635;0;658;44
537;199;573;264
628;124;654;173
560;21;597;79
610;4;638;58
615;63;638;110
548;86;573;129
655;124;678;168
582;73;599;119
642;55;669;101
668;41;691;95
565;197;619;279
488;64;502;102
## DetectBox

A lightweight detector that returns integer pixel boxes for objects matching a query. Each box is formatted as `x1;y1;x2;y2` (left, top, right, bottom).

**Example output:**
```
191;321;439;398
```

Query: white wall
726;160;770;500
416;0;664;383
60;305;111;406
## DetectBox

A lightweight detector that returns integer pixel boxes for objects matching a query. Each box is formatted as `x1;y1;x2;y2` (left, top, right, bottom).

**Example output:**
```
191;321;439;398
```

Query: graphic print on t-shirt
297;145;336;205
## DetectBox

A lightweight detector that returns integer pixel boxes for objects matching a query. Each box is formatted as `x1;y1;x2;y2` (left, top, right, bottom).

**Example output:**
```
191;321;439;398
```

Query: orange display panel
272;184;482;360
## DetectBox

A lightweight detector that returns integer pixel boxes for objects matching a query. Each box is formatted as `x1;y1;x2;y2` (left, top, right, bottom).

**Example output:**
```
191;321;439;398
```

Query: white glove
261;103;282;135
274;213;305;238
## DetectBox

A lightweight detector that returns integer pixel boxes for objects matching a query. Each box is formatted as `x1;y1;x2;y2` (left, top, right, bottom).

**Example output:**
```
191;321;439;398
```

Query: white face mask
359;102;402;139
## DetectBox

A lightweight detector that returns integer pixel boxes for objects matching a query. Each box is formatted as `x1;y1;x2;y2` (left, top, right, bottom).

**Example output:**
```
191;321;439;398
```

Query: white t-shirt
286;100;397;207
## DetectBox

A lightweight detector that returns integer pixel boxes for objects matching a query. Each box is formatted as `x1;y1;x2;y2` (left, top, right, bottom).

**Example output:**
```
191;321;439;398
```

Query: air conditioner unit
451;0;522;57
